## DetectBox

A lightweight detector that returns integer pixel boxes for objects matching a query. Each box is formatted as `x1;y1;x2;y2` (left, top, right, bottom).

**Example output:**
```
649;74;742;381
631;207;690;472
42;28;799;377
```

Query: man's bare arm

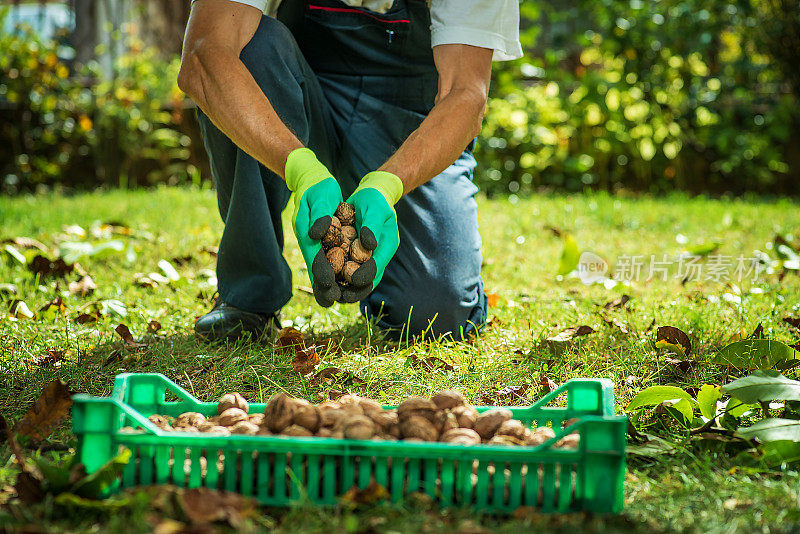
379;44;493;195
177;0;302;177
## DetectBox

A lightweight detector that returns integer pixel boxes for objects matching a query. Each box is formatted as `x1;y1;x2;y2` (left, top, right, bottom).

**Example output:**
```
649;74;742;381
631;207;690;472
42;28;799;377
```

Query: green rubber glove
340;170;403;303
285;147;343;307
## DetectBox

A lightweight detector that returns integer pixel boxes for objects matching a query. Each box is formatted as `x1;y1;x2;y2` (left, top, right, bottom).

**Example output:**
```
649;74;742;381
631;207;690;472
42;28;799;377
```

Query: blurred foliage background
1;0;799;196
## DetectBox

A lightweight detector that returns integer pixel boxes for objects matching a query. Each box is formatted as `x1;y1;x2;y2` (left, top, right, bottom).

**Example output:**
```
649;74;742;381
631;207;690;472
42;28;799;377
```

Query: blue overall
196;0;487;340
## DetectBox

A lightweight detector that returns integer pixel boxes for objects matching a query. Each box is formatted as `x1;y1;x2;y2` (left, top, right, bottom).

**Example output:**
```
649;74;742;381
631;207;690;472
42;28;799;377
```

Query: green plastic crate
72;373;627;513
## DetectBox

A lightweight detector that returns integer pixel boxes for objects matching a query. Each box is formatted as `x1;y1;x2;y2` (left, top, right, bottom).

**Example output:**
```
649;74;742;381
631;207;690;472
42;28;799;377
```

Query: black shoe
195;298;281;341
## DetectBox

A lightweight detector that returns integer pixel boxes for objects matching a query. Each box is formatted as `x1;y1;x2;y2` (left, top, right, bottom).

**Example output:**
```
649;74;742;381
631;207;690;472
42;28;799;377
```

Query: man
178;0;521;342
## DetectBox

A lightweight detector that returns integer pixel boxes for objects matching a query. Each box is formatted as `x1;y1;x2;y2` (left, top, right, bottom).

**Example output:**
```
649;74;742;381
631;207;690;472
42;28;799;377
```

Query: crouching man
177;0;521;341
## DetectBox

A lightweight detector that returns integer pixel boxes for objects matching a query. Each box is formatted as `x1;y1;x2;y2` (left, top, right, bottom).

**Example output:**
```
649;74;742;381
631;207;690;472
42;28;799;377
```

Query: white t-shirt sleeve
219;0;269;13
430;0;522;62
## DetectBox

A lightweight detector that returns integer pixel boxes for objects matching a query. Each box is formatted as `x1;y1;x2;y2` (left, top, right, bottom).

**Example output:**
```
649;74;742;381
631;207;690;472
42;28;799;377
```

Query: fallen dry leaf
28;255;74;278
310;367;363;387
292;347;320;376
486;293;501;307
751;323;765;340
603;294;631;310
24;349;65;368
147;320;162;334
664;356;698;374
274;327;305;354
69;275;97;296
340;481;389;506
655;326;692;356
539;376;558;394
38;297;67;316
178;488;257;527
483;384;530;405
171;255;194;267
409;354;455;372
75;312;98;324
784;317;800;331
115;324;148;349
547;325;595;342
13;380;74;441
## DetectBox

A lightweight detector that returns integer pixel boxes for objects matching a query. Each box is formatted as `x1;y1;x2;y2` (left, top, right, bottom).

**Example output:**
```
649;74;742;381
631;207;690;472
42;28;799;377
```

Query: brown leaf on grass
664;357;698;374
539;376;558;394
544;225;563;238
311;367;363;387
599;311;630;334
178;488;257;526
483;384;530;405
25;349;65;368
603;294;631;310
655;326;692;357
3;237;48;252
115;324;148;349
547;325;595;342
28;255;74;278
171;255;194;267
409;354;455;372
340;481;389;506
38;297;67;316
784;317;800;331
13;380;74;441
75;312;98;324
68;275;97;296
292;347;320;377
147;320;162;333
274;327;305;354
751;323;765;339
486;293;501;307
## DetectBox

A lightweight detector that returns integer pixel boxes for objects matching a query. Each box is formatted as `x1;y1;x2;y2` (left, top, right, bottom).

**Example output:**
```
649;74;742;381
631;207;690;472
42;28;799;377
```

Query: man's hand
379;44;493;194
285;148;344;307
178;0;303;177
339;171;403;303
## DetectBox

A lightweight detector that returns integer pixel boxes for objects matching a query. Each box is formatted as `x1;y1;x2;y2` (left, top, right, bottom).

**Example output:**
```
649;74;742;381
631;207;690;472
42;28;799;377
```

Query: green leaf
54;492;132;510
725;399;756;418
735;418;800;443
697;384;722;419
626;385;696;411
70;447;131;498
627;434;679;457
712;339;800;370
722;371;800;404
759;440;800;467
663;398;694;428
557;233;580;275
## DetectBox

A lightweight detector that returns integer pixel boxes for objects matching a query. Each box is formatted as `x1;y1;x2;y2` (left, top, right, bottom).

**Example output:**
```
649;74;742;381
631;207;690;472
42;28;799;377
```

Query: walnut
473;408;512;439
217;392;248;414
148;414;172;430
218;408;249;427
488;434;525;446
281;424;314;437
230;421;259;435
248;413;265;426
451;405;478;429
317;427;333;438
397;397;437;422
440;428;481;445
434;410;459;434
342;261;360;284
320;407;347;429
563;417;580;428
322;217;342;249
197;421;218;432
343;415;375;440
431;390;466;410
340;225;357;249
335;202;356;226
369;410;398;431
357;398;383;416
525;426;556;446
349;238;372;263
263;392;299;432
292;400;321;432
326;247;346;274
205;425;231;436
495;419;527;441
555;433;580;449
174;412;206;429
399;415;438;441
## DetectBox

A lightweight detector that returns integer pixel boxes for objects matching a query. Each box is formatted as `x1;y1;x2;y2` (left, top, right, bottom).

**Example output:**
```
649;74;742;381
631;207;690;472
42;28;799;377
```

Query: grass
1;186;800;533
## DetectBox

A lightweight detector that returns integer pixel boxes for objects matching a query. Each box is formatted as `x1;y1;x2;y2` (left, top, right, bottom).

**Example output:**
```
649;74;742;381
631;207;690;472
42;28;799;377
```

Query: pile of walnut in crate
130;390;580;449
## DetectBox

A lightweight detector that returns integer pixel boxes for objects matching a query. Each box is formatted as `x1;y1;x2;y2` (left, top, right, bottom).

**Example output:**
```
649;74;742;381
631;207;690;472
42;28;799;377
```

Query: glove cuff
285;147;330;192
354;171;404;206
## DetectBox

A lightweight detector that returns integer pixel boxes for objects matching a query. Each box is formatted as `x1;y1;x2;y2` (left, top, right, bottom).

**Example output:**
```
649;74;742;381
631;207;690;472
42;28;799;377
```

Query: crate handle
531;378;616;416
111;372;202;407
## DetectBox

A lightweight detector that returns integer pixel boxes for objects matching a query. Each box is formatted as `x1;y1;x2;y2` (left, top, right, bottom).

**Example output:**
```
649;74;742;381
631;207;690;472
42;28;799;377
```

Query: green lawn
1;187;800;533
